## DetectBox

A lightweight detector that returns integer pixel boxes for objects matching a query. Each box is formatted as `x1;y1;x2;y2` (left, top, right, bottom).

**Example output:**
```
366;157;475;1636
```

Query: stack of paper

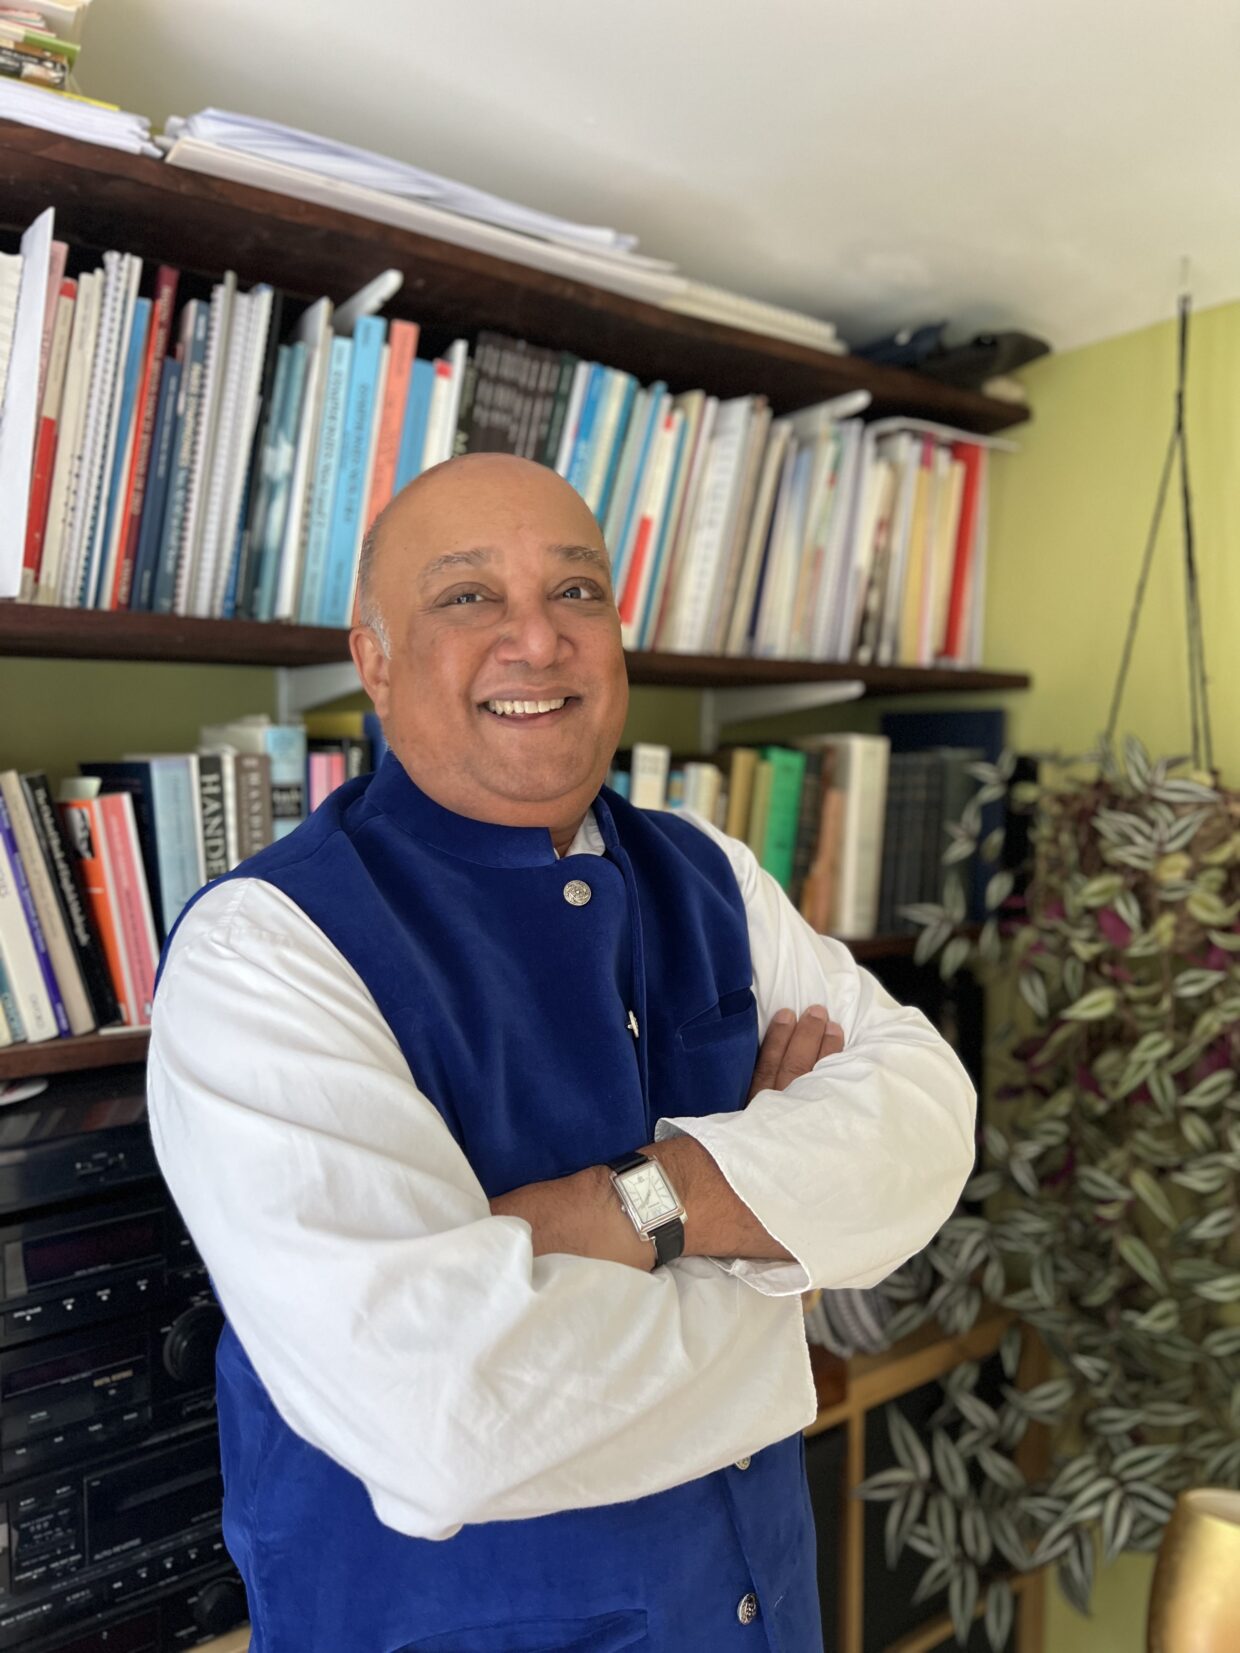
164;110;655;264
664;279;845;355
0;77;161;155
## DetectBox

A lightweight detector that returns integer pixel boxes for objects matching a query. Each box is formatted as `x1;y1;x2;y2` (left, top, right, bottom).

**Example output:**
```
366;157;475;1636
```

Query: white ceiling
81;0;1240;355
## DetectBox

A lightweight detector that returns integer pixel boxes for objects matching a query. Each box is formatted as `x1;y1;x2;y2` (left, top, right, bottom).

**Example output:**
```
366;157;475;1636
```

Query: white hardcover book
642;390;712;650
0;772;93;1034
0;824;58;1042
553;361;591;476
629;743;671;811
421;358;453;473
808;734;890;939
0;207;53;599
437;338;469;466
705;402;771;654
59;251;127;607
274;296;333;621
724;418;791;656
647;391;714;650
0;252;22;413
753;437;809;658
87;254;144;610
175;271;236;614
661;396;753;654
38;269;98;604
682;761;722;821
786;424;840;660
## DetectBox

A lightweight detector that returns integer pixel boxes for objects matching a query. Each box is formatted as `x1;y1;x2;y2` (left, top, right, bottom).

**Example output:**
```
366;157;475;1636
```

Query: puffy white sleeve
653;814;977;1298
148;877;817;1541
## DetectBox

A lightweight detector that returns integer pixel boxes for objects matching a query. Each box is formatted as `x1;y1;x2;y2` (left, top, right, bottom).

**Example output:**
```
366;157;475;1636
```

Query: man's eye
559;583;601;600
442;591;486;606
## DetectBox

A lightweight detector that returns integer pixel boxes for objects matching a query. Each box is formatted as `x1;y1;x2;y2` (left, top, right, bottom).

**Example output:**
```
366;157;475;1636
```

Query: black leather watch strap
605;1152;686;1269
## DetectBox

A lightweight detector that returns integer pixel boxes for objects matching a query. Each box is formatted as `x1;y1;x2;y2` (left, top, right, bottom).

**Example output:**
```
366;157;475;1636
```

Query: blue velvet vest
169;755;821;1652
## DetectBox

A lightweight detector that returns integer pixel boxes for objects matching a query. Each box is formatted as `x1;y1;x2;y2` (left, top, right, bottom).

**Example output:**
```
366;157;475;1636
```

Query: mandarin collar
368;752;622;868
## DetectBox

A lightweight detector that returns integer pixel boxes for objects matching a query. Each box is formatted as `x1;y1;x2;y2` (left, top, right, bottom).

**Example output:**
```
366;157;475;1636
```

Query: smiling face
350;455;630;848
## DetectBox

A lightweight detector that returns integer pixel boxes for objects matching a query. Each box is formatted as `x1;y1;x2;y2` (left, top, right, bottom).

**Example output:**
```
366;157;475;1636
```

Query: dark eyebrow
418;548;495;590
418;542;611;591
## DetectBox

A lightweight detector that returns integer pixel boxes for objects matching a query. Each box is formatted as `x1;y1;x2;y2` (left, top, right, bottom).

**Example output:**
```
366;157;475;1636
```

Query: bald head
357;454;608;655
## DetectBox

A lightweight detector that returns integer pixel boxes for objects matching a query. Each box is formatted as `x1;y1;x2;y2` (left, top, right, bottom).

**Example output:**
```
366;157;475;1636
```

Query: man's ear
349;627;391;719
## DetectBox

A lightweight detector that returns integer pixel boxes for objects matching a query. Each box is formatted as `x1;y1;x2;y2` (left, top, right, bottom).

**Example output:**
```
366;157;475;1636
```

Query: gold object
1147;1488;1240;1651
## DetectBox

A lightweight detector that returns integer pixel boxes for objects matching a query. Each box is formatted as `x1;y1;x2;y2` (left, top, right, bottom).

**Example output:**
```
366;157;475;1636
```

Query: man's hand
491;1004;845;1272
747;1005;844;1102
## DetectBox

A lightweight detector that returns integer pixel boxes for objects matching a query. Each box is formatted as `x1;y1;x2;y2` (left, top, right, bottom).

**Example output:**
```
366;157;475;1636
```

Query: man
148;453;975;1652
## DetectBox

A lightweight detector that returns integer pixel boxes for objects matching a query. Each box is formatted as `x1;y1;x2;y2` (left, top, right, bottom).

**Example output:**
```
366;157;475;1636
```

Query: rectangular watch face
618;1163;680;1227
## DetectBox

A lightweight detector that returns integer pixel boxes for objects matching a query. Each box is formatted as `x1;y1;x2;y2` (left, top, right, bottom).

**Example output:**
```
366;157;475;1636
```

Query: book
80;757;204;942
297;331;352;623
19;770;120;1027
67;785;158;1025
77;251;142;610
723;747;759;841
758;746;807;892
36;264;98;605
195;752;230;880
152;299;209;614
0;771;93;1033
0;205;52;601
272;295;332;621
746;759;774;860
0;790;63;1039
365;317;418;520
799;776;845;935
113;265;178;608
200;718;306;840
319;313;385;627
395;355;434;490
800;735;890;939
128;355;181;611
21;273;74;597
174;268;235;615
92;291;151;611
628;743;671;811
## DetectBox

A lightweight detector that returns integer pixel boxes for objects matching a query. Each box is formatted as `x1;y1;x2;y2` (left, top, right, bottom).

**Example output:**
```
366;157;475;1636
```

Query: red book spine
97;793;158;1025
22;277;76;586
942;442;985;661
366;319;419;524
112;266;180;609
58;798;136;1026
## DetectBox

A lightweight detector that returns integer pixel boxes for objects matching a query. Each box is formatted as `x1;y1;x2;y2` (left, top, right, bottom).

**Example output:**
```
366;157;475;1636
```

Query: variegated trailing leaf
948;1562;980;1645
887;1405;932;1480
984;1580;1015;1652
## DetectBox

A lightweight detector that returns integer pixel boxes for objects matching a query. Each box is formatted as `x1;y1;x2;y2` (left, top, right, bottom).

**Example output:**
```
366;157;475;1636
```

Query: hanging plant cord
1105;290;1214;774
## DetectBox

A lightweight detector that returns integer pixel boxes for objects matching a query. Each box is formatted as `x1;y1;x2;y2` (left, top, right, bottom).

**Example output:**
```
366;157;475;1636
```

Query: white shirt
147;806;975;1542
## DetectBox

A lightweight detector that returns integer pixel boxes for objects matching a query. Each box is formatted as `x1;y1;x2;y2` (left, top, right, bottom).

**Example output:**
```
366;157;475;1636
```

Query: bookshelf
0;118;1041;1653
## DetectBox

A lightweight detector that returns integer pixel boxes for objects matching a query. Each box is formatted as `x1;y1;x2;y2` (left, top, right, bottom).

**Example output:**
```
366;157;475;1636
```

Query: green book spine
759;745;808;891
746;759;775;861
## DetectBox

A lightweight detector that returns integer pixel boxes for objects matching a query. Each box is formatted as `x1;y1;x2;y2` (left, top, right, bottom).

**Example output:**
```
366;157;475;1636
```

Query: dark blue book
129;355;181;611
880;708;1007;922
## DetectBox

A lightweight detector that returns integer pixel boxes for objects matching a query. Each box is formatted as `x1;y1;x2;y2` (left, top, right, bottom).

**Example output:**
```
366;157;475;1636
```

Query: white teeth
486;697;567;716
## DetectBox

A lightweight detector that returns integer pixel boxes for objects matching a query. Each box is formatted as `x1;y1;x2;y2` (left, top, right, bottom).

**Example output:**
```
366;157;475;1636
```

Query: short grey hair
356;507;392;657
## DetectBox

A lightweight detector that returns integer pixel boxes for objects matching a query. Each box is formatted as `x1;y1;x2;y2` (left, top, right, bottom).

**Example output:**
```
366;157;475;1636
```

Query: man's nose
493;596;564;668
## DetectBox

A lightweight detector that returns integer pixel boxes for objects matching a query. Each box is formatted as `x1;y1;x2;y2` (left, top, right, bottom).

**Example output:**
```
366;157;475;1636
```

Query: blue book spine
395;357;434;491
267;726;308;840
636;413;689;648
611;383;666;598
153;302;209;615
566;365;605;494
319;316;385;627
0;947;25;1042
0;794;68;1036
91;297;151;610
596;374;638;526
129;356;181;611
255;342;309;624
148;759;205;929
297;335;353;626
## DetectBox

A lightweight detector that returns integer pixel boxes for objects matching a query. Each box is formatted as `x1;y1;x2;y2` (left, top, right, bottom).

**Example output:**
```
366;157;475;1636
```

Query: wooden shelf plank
196;1632;248;1653
0;1029;150;1079
0;122;1027;436
807;1313;1012;1436
0;603;1031;695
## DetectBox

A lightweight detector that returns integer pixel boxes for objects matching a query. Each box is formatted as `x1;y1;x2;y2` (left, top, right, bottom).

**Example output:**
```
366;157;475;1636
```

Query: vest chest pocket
676;987;758;1051
392;1607;648;1652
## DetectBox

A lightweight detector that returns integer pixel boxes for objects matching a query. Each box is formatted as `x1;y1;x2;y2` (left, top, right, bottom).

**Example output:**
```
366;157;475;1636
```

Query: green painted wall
983;303;1240;1650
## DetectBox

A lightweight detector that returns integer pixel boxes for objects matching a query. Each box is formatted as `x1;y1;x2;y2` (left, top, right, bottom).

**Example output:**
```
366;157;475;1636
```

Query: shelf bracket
698;680;867;751
275;661;361;722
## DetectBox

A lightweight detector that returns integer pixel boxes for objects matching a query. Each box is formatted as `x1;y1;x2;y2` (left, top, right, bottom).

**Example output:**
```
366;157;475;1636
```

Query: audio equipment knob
162;1302;224;1385
192;1576;247;1634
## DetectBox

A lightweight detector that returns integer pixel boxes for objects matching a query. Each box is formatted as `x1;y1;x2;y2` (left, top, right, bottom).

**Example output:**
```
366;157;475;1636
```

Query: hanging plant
857;288;1238;1648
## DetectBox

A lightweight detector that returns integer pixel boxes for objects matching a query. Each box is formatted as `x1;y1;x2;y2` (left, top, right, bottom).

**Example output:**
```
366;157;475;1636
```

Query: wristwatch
605;1151;686;1268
